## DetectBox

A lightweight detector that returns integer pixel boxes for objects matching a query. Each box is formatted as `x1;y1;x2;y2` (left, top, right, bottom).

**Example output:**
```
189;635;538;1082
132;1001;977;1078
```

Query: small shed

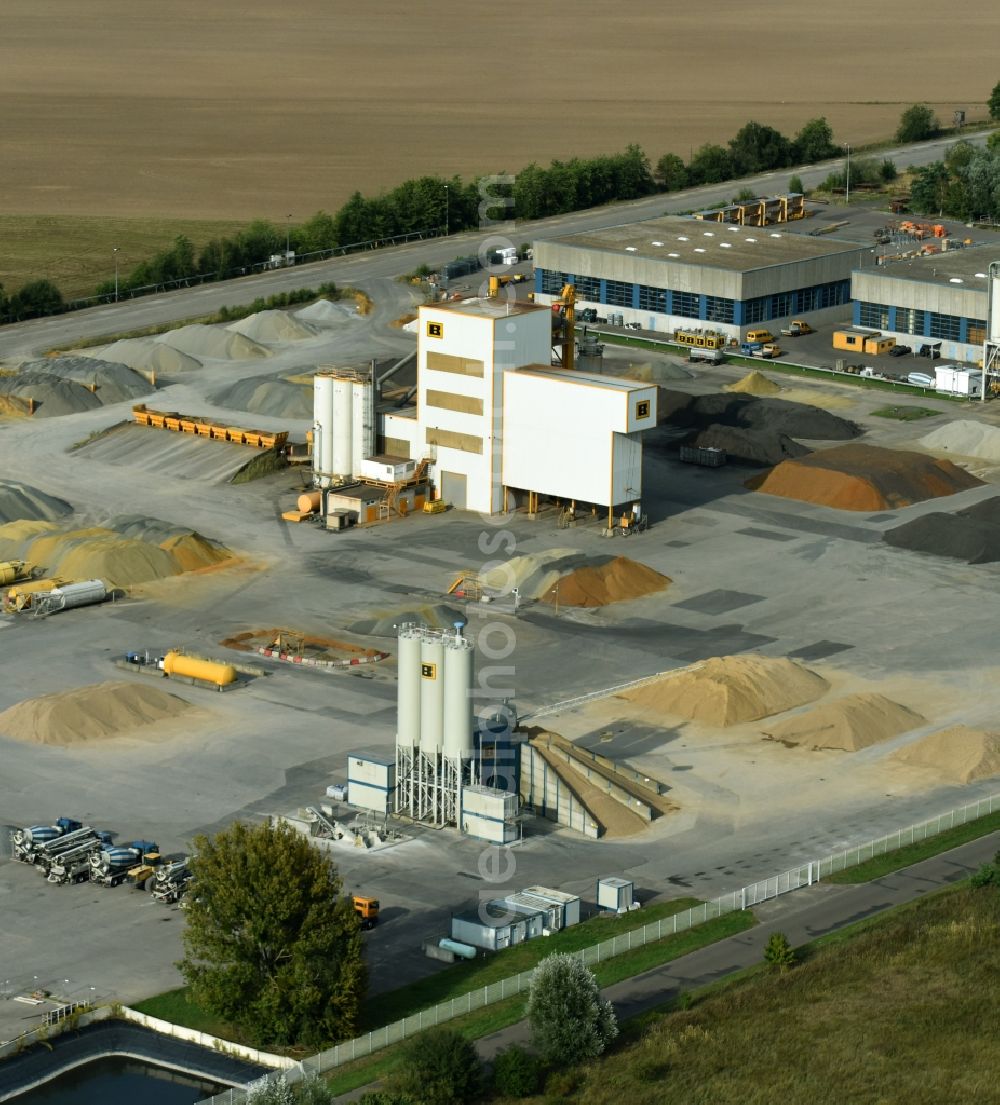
521;886;582;929
597;876;634;914
451;902;545;951
347;750;396;814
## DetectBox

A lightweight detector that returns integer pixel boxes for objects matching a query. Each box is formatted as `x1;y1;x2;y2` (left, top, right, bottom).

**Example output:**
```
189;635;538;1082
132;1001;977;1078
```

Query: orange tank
162;651;237;687
297;491;322;514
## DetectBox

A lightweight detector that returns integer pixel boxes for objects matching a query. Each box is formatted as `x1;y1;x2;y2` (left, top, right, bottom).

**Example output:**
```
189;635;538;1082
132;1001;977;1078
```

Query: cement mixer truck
11;818;84;864
46;832;114;885
90;840;159;887
150;859;193;904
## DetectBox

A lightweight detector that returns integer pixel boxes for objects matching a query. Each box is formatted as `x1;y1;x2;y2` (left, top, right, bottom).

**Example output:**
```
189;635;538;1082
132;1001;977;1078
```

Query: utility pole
113;247;119;302
845;145;851;205
285;214;292;264
444;183;449;236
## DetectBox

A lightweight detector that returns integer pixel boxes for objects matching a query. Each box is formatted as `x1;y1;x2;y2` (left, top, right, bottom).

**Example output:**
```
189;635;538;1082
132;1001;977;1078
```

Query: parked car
888;344;912;357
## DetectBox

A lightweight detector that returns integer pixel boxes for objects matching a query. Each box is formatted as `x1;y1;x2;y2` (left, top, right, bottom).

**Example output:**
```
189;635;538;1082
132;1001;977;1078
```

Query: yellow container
162;651;237;687
0;561;27;586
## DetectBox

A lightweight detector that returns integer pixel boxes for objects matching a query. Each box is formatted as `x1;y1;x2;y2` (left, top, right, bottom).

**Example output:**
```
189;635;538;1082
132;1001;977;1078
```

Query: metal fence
196;790;1000;1104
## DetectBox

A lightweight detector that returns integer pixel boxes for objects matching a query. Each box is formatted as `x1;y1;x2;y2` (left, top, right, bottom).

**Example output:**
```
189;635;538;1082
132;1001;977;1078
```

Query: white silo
332;377;354;478
313;373;334;486
419;636;445;756
442;633;474;762
351;371;374;474
396;627;422;750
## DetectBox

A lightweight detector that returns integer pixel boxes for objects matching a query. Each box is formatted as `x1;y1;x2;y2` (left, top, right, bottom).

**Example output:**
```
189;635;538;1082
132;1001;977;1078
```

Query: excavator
551;283;576;371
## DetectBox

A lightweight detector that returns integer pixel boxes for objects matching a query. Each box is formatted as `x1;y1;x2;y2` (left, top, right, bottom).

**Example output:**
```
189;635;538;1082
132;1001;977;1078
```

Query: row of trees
0;279;64;324
909;135;1000;220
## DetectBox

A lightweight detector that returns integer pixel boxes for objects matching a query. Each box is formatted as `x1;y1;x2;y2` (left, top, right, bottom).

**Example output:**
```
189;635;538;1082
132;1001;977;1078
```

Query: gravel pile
689;425;811;467
919;420;1000;462
154;324;271;361
18;356;153;404
884;496;1000;563
0;481;72;524
662;389;860;440
212;375;312;419
227;310;318;344
86;338;202;375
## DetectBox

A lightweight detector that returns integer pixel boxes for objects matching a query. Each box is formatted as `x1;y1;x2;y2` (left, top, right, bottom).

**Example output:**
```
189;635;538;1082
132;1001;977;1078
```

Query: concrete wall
519;744;600;838
853;269;987;321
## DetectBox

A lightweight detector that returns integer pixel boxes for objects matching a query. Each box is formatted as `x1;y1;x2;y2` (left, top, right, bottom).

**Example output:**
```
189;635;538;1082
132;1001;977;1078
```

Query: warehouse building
532;216;866;339
851;247;995;365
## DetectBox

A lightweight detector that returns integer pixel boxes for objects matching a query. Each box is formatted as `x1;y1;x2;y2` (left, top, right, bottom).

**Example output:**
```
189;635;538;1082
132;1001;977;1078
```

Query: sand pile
295;299;358;324
86;338;202;375
0;681;193;745
613;361;693;384
212;376;312;419
155;324;271;361
538;556;670;607
749;444;983;512
726;370;782;396
885;497;1000;564
26;517;233;588
0;520;60;561
350;603;463;638
763;693;924;751
919;420;1000;463
689;425;811;467
17;356;153;404
0;372;103;417
662;390;860;441
623;655;829;727
227;310;318;344
892;726;1000;784
0;482;72;525
481;549;581;601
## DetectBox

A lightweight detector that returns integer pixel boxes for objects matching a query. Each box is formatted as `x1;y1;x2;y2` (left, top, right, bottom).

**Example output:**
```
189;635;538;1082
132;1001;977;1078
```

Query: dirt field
1;1;995;223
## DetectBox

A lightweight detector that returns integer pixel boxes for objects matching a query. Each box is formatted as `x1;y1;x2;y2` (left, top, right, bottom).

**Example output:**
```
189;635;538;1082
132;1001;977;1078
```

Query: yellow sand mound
763;693;923;751
0;681;193;745
726;370;781;396
623;655;828;727
892;726;1000;784
25;526;234;588
0;520;60;561
539;556;670;607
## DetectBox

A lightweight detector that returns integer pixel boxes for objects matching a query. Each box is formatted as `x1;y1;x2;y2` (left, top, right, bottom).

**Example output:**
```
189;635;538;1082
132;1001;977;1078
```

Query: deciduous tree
179;820;365;1047
896;104;940;143
527;953;618;1067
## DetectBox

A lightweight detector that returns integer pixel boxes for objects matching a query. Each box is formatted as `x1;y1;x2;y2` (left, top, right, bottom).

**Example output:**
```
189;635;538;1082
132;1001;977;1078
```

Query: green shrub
492;1044;542;1097
389;1028;481;1105
763;932;797;971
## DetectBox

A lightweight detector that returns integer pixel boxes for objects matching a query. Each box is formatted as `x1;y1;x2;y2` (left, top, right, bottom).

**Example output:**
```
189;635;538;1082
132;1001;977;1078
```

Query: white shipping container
461;784;518;821
348;755;396;788
461;811;518;844
597;876;634;913
346;780;390;814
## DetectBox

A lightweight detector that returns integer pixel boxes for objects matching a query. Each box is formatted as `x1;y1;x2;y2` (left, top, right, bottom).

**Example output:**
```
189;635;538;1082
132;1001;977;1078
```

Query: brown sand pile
763;693;923;751
539;556;670;607
892;726;1000;784
27;525;234;588
0;520;60;561
623;655;828;727
221;627;376;658
726;371;781;396
748;444;983;512
0;681;193;745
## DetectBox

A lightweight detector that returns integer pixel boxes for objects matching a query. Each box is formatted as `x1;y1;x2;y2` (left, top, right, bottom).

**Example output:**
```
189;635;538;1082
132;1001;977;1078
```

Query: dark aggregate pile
885;496;1000;564
212;374;312;420
689;425;812;467
0;480;72;524
19;356;154;404
660;389;861;441
0;372;103;417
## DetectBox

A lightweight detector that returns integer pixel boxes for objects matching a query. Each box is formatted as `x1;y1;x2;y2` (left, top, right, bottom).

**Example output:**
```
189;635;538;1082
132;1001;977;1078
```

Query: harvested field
212;374;312;420
75;423;269;483
726;371;781;396
892;726;1000;784
538;556;670;607
227;311;318;344
749;443;983;511
0;681;194;746
762;693;923;751
83;338;202;377
689;424;811;468
0;481;71;525
622;655;829;728
885;497;1000;564
0;2;991;222
154;325;270;362
919;419;1000;462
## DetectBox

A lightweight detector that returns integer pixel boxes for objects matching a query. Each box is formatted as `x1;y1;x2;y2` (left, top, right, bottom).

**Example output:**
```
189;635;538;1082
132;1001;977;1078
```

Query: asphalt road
0;130;992;360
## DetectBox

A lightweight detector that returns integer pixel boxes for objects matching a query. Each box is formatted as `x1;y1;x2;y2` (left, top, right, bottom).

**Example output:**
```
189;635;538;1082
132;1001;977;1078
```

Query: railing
195;790;1000;1104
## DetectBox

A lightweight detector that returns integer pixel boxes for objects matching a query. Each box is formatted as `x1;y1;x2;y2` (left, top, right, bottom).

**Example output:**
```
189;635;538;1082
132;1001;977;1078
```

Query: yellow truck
353;895;380;930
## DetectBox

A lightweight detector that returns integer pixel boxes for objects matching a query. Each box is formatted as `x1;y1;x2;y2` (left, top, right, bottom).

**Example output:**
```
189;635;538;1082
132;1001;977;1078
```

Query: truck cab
353;894;380;929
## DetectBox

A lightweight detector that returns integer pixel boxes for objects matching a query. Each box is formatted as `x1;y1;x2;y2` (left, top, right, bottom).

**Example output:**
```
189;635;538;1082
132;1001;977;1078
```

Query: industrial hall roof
544;216;862;273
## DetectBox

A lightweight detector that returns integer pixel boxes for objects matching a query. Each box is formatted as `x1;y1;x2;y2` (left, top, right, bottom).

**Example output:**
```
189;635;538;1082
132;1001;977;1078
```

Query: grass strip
824;809;1000;883
320;908;754;1095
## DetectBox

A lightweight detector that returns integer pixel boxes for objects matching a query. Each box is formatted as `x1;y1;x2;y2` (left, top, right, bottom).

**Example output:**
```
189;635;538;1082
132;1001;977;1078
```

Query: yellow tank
162;651;237;687
0;561;28;586
5;577;63;609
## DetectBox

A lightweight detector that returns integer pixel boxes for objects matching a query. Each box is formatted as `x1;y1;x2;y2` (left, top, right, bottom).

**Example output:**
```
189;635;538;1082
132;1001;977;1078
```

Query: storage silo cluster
395;622;476;826
312;366;375;487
